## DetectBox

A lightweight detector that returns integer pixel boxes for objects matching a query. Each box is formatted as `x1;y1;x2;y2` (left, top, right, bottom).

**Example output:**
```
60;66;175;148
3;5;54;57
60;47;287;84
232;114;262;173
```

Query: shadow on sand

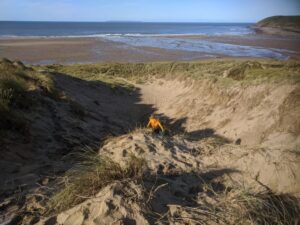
153;113;230;144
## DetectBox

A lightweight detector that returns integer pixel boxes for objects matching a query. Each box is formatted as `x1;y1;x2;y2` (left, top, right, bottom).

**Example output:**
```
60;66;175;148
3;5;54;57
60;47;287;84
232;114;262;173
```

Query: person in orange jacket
147;114;165;134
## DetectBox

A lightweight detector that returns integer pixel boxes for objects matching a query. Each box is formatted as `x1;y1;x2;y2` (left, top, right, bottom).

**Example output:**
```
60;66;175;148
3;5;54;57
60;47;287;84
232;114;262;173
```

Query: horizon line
0;20;255;24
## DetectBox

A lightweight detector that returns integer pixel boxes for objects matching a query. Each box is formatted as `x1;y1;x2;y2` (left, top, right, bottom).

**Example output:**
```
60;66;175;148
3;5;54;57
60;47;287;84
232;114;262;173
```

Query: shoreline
0;33;299;64
163;33;300;49
0;37;220;64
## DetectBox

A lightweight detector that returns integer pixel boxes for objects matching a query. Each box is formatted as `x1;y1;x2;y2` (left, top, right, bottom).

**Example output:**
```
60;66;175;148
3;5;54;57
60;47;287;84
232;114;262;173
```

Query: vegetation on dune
47;149;300;224
38;60;300;88
47;149;147;213
0;59;32;133
171;180;300;225
41;64;137;92
0;58;59;134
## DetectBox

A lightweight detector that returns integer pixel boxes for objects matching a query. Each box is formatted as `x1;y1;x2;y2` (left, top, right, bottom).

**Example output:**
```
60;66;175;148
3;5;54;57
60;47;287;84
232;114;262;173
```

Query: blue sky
0;0;299;22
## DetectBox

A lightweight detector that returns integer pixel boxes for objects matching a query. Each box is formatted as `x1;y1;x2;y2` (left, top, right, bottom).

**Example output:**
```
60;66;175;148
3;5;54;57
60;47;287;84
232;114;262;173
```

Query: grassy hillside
39;59;300;86
255;16;300;33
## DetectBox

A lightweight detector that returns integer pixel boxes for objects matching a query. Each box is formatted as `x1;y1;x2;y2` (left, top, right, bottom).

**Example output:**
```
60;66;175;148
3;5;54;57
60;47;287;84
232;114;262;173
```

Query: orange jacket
147;118;164;131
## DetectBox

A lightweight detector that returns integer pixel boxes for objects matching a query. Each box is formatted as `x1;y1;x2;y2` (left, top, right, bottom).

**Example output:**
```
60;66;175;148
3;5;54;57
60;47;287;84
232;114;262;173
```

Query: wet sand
0;34;299;64
170;34;300;54
0;38;216;64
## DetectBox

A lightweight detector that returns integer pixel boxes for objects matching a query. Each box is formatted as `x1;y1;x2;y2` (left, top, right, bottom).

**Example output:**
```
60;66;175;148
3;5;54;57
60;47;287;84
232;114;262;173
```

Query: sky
0;0;299;23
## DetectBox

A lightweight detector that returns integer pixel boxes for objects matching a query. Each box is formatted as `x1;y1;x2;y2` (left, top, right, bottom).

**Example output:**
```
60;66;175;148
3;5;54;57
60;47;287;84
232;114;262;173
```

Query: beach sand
0;38;214;64
0;34;299;64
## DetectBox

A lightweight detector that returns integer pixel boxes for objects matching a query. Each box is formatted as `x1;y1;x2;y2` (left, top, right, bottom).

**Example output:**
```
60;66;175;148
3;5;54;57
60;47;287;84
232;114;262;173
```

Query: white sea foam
0;32;248;39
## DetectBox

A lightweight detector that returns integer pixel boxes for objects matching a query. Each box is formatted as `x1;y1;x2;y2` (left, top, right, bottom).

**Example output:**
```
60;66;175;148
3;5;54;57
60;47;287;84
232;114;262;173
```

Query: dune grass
240;192;300;225
0;58;59;134
41;64;137;92
0;59;31;133
214;187;300;225
174;188;300;225
46;146;300;224
163;175;300;225
39;60;300;89
47;149;147;214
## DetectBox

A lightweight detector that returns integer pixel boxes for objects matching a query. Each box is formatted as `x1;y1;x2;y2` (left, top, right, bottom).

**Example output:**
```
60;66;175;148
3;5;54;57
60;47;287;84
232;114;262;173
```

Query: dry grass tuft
47;149;147;214
242;191;300;225
168;180;300;225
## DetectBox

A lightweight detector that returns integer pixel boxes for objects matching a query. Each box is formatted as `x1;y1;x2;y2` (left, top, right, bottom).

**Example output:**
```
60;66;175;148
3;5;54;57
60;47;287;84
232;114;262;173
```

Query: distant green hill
254;16;300;34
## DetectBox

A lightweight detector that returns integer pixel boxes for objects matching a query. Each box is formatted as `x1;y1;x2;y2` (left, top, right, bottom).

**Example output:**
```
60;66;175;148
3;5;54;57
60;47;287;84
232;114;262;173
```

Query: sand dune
1;59;300;224
39;129;300;224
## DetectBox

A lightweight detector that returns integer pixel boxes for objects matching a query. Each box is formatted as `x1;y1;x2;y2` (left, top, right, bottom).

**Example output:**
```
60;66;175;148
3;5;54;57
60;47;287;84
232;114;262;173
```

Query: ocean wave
0;31;254;39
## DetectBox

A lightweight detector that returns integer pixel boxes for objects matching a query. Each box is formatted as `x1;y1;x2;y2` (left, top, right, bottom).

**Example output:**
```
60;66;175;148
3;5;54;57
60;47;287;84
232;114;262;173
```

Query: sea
0;21;291;60
0;21;254;37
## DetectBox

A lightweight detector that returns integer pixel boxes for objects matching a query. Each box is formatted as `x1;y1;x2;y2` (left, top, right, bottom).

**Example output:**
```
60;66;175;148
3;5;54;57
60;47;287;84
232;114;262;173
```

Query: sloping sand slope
139;79;300;148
